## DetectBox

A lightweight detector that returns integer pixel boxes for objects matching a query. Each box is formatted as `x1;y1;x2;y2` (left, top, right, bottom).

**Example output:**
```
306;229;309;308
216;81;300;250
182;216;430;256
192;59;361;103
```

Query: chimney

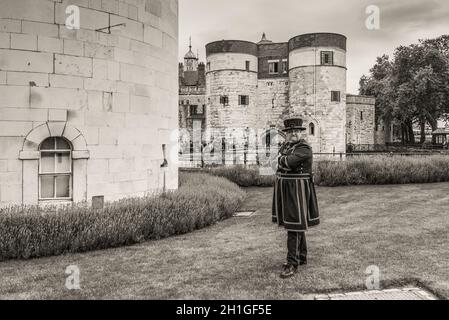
198;62;206;86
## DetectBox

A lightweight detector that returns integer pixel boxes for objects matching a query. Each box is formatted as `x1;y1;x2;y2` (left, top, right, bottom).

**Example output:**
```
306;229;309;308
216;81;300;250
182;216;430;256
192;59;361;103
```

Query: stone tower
288;33;347;153
0;0;179;207
205;40;259;144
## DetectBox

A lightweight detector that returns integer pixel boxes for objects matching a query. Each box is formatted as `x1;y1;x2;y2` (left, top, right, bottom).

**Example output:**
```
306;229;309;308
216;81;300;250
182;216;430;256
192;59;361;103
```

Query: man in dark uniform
271;117;320;279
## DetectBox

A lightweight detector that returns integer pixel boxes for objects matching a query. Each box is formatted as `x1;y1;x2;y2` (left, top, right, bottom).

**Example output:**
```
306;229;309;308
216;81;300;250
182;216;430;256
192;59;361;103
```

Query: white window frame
38;137;73;201
268;60;279;74
282;59;288;73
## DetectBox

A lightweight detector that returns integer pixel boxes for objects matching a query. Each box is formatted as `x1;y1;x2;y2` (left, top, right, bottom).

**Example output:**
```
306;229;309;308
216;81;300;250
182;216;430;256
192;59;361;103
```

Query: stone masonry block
87;159;108;174
0;18;21;33
49;74;84;89
0;0;54;23
11;33;38;51
128;5;138;20
55;54;93;77
130;95;151;114
0;160;6;172
62;125;82;141
89;0;102;10
87;90;103;111
47;122;66;137
7;71;49;87
144;25;163;47
48;109;68;122
92;58;108;79
0;108;47;122
0;184;22;203
0;85;30;108
0;49;53;73
24;123;50;145
118;1;129;17
71;134;88;151
112;93;130;112
22;21;59;38
30;87;88;110
38;36;64;53
0;121;33;137
84;78;116;92
0;32;9;48
101;0;119;14
64;39;85;56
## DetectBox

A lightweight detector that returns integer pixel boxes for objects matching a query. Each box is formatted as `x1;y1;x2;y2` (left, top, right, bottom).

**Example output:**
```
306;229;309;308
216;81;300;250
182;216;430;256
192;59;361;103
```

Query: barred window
331;91;340;102
39;137;72;200
239;95;249;105
245;61;250;71
220;95;229;105
321;51;334;65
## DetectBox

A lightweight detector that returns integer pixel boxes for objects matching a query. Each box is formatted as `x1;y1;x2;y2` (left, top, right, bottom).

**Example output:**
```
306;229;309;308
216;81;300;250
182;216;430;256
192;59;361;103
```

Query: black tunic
272;140;320;232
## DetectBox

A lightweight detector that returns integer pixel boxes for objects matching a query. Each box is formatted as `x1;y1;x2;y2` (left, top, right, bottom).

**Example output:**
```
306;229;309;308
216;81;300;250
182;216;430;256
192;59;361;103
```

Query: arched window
309;123;315;136
39;137;72;200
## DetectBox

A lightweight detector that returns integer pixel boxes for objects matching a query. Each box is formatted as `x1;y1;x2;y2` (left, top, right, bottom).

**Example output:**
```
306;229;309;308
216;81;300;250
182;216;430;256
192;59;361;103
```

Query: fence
178;150;449;168
348;143;447;152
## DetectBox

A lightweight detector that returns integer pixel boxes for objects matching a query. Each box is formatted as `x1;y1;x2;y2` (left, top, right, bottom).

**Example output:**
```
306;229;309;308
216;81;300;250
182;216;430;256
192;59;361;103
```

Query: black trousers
287;231;307;267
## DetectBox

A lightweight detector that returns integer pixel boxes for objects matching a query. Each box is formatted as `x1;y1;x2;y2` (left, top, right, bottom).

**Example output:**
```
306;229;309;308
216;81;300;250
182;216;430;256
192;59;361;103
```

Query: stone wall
257;42;288;79
346;95;375;145
288;36;347;154
0;0;178;207
206;70;258;131
200;33;376;155
256;78;289;129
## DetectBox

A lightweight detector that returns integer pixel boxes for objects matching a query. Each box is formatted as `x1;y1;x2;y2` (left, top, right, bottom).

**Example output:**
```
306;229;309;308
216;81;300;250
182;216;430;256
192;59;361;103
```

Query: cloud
179;0;449;93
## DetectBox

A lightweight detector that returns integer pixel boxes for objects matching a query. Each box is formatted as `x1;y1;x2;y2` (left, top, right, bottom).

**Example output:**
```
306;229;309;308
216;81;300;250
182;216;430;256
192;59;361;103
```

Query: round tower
205;40;258;146
288;33;347;153
0;0;179;207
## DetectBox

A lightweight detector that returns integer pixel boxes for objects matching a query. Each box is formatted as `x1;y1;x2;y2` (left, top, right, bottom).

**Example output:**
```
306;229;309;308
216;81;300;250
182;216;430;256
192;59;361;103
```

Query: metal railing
178;150;449;168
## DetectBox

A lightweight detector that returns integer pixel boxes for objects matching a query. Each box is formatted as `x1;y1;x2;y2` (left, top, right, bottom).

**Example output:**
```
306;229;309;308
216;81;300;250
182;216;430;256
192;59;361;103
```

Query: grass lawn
0;182;448;299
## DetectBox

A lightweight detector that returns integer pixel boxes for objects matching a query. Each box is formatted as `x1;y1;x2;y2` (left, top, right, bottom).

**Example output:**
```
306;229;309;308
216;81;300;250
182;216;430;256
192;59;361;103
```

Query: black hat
282;117;306;132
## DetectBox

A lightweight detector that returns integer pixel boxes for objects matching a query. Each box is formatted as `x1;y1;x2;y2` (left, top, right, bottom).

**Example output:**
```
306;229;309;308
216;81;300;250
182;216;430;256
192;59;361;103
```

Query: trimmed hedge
314;155;449;186
0;172;245;261
202;155;449;187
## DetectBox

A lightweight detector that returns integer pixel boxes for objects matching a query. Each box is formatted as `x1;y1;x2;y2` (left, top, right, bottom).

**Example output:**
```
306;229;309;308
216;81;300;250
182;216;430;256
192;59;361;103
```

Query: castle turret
205;40;259;133
184;37;199;72
288;33;347;153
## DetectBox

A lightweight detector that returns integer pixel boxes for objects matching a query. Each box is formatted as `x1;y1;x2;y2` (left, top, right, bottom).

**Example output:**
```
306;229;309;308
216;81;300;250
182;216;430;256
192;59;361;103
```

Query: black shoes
282;259;307;269
280;264;297;278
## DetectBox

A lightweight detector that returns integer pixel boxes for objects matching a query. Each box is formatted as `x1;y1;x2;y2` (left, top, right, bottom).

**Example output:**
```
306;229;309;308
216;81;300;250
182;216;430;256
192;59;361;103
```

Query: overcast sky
179;0;449;94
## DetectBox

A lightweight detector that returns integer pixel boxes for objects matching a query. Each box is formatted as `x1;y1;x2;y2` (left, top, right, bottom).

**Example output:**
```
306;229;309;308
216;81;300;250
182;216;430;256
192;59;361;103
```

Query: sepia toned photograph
0;0;448;307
